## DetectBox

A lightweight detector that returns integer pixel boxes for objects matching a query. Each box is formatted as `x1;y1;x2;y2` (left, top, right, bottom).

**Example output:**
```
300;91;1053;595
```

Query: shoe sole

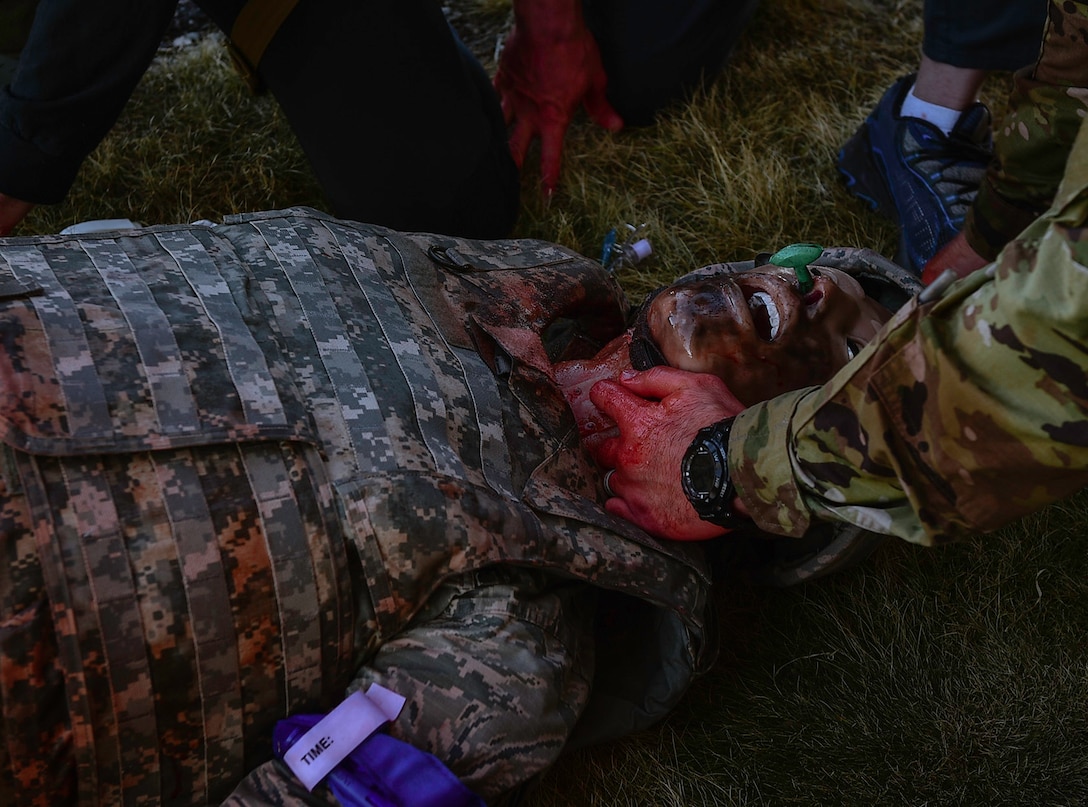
836;123;915;272
836;122;900;222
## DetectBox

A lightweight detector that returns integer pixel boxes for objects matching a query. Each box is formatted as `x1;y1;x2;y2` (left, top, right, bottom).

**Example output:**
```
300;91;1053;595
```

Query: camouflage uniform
0;209;713;805
733;114;1088;547
964;0;1088;260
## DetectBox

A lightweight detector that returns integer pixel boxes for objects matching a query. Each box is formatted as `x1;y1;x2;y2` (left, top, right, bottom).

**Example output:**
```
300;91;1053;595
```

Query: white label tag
283;684;407;791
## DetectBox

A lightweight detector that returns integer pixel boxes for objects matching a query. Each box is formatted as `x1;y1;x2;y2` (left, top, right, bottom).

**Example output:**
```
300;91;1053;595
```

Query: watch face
685;442;725;503
682;420;741;528
687;446;719;499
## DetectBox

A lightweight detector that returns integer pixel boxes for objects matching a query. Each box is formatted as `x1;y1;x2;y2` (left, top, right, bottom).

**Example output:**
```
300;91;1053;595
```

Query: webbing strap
228;0;301;92
2;243;114;443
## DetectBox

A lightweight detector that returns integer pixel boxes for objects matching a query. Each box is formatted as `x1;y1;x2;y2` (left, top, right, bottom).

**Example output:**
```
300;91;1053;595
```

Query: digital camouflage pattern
225;566;600;806
0;210;713;805
965;0;1088;260
733;114;1088;547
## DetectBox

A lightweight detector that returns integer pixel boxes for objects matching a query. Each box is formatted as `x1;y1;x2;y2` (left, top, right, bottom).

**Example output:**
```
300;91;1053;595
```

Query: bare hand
921;232;988;285
590;366;745;541
494;0;623;196
0;193;34;236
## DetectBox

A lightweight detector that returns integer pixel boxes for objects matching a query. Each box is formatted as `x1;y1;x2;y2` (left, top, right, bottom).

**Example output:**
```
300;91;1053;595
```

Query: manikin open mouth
747;291;781;341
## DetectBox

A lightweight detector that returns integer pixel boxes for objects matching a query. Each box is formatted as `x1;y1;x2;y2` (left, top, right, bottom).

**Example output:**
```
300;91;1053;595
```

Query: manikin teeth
748;291;780;340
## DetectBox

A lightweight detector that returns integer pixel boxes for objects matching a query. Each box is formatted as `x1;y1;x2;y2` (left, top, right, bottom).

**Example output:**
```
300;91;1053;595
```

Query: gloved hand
0;192;34;235
494;0;624;196
921;231;988;285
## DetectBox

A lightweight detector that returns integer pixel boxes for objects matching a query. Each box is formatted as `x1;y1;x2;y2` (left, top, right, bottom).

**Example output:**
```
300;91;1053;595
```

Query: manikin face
643;265;891;405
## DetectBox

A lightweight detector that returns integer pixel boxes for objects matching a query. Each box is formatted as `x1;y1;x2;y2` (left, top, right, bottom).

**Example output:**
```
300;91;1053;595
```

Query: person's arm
0;0;178;227
603;118;1088;546
493;0;623;196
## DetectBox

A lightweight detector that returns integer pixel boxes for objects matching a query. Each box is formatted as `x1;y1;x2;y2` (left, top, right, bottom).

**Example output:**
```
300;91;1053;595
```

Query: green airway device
768;243;824;294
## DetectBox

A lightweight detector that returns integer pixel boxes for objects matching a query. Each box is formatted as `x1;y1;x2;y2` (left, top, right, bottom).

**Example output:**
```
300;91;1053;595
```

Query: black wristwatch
680;417;746;529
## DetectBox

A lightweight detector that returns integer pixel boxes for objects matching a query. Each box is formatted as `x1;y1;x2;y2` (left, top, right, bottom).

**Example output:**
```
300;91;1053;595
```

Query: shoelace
908;127;990;223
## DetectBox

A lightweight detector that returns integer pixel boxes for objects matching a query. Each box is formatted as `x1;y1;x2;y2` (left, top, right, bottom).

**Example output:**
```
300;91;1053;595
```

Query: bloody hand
0;193;34;236
589;366;746;541
494;0;623;196
921;231;989;285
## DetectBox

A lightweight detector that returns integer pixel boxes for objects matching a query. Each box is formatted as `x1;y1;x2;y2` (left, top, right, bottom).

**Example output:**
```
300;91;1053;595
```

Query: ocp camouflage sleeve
732;115;1088;547
964;0;1088;260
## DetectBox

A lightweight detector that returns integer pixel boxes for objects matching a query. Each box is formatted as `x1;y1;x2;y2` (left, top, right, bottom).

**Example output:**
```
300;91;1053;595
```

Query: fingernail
621;369;637;380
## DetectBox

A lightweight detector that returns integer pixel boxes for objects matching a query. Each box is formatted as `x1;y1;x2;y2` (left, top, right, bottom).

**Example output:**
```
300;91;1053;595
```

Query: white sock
899;85;964;136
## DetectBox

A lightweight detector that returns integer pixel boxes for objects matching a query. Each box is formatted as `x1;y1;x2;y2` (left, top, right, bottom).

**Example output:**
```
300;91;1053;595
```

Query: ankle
899;84;963;136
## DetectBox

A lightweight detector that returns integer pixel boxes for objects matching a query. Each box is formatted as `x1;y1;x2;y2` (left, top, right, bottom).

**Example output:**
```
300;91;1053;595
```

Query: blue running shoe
836;74;992;275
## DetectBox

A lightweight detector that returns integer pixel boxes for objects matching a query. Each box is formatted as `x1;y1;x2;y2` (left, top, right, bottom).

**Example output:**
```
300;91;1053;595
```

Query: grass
11;0;1088;804
529;497;1088;806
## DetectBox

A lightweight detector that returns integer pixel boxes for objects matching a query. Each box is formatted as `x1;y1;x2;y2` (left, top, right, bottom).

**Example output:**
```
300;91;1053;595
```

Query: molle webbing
0;209;714;802
0;227;354;805
228;0;301;92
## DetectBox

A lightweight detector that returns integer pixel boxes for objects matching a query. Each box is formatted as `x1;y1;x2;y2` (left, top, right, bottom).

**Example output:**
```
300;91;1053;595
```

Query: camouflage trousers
224;568;597;805
966;0;1088;258
0;442;596;806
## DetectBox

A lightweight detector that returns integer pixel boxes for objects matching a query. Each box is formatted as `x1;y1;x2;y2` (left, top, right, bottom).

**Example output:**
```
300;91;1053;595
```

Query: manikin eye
845;339;864;360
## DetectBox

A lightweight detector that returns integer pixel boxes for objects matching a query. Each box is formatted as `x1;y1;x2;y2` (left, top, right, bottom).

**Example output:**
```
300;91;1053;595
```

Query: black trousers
252;0;519;238
214;0;759;236
924;0;1047;71
585;0;761;126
